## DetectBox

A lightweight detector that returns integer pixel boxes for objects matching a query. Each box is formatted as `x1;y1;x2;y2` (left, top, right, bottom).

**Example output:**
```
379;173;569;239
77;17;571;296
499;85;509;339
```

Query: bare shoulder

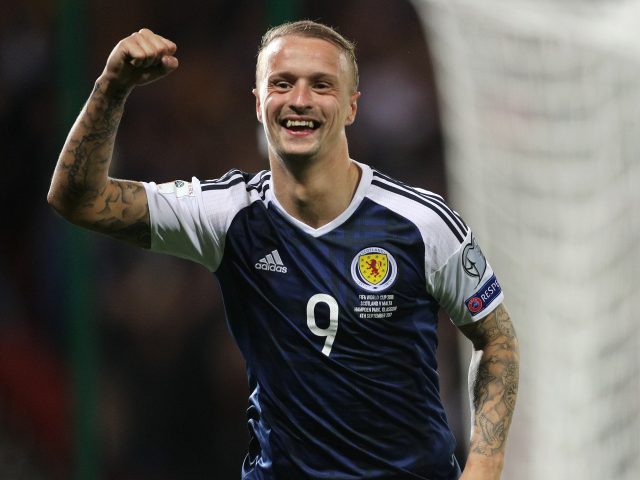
459;303;517;349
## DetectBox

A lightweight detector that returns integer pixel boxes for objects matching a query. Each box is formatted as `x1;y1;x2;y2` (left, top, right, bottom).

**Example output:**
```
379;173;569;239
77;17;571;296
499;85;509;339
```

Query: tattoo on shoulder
85;180;151;249
462;304;516;346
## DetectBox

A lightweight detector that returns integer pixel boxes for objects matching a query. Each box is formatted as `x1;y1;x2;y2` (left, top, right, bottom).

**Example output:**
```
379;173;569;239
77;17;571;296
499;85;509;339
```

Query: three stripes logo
255;249;288;273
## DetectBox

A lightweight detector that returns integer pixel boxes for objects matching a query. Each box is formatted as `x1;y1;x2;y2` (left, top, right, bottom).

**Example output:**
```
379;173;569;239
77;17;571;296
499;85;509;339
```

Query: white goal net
411;1;640;478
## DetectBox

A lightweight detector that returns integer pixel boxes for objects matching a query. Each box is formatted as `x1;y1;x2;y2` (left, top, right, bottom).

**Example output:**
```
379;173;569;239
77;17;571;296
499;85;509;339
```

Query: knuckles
109;29;177;75
121;29;176;57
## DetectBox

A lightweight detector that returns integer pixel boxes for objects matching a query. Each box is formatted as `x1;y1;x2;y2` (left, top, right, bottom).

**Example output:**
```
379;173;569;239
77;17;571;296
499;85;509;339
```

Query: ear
344;91;361;126
252;88;263;123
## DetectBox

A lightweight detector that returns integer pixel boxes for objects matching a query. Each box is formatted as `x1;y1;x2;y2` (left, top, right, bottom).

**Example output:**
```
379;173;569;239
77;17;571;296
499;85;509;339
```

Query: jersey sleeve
426;229;504;326
143;177;232;271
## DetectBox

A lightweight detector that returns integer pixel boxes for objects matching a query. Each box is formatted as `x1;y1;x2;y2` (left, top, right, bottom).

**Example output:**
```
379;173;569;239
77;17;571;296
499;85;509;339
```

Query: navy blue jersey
144;162;503;479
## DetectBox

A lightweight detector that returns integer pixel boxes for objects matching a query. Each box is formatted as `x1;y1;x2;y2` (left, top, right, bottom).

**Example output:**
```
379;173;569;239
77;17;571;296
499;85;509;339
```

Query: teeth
285;120;315;129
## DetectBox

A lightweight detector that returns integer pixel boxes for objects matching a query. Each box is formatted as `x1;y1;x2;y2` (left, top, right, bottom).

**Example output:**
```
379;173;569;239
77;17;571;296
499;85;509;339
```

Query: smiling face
254;35;360;164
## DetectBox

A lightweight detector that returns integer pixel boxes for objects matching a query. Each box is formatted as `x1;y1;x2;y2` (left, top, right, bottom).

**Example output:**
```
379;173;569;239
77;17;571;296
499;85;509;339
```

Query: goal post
410;1;640;478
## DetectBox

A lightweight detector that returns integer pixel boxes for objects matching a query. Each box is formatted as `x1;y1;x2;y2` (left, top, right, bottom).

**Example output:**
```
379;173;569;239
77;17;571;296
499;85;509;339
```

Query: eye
272;80;291;90
314;82;331;90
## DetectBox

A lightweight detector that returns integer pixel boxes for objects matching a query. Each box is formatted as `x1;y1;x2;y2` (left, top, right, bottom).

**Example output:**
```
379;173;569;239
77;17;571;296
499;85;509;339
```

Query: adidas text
255;263;288;273
255;249;288;274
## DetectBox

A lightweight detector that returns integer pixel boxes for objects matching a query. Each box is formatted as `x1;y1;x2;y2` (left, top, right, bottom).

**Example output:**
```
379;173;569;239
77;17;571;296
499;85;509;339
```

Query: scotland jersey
143;162;504;479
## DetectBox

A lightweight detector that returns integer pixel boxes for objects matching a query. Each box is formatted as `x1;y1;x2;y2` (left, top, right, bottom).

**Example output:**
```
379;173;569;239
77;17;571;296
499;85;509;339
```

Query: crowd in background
0;1;463;478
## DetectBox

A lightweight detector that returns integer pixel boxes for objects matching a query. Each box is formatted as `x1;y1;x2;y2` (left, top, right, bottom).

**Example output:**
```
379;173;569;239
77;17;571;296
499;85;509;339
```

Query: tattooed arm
458;303;519;480
47;29;178;248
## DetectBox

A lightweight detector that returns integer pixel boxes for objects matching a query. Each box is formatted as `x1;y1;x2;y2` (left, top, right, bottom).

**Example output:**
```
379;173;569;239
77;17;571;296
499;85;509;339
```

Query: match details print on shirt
351;247;399;320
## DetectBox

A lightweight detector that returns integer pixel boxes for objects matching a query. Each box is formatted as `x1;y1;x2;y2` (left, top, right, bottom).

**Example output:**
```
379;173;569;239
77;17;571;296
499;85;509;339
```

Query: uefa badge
351;247;398;292
466;296;483;314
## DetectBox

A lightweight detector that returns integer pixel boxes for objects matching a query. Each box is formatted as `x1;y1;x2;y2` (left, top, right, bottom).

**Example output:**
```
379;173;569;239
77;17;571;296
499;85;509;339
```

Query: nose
289;81;313;110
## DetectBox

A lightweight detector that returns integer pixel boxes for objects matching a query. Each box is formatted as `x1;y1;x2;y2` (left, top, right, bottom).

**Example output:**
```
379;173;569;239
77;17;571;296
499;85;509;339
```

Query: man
48;21;519;480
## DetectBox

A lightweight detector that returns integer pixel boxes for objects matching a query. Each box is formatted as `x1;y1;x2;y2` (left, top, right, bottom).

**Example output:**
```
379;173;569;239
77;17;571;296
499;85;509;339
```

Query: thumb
133;55;179;86
161;55;179;72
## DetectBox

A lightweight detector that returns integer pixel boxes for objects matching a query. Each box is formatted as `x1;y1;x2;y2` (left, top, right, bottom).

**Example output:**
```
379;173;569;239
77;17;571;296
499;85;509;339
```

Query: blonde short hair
256;20;359;92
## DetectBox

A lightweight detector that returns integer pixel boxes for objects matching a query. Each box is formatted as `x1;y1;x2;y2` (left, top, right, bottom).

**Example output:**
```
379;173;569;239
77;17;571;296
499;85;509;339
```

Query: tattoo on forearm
463;304;519;456
54;81;150;248
64;82;127;197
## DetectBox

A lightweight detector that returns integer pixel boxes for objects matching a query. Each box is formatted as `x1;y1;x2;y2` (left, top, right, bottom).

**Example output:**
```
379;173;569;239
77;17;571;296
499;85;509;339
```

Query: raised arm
458;303;519;480
47;29;178;248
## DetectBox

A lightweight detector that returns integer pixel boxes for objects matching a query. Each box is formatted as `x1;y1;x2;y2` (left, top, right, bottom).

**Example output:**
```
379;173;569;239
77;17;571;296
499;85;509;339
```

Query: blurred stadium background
412;1;640;478
1;0;638;479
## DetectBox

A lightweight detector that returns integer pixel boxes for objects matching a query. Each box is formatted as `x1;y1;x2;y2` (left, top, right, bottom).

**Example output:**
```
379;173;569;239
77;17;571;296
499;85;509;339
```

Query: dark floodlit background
0;1;465;478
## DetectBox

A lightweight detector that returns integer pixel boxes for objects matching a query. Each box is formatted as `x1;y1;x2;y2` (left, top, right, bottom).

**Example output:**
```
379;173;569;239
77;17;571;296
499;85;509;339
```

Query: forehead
260;35;349;79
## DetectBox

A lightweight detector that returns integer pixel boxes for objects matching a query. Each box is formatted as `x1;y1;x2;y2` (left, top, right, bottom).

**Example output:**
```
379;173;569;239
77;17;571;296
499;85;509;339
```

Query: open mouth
279;118;321;133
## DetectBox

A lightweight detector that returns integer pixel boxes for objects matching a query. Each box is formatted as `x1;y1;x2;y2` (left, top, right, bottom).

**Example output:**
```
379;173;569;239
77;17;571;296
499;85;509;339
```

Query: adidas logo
255;249;288;273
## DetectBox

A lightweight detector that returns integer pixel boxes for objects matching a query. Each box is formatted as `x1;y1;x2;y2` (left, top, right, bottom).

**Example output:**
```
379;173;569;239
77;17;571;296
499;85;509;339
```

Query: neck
270;148;361;229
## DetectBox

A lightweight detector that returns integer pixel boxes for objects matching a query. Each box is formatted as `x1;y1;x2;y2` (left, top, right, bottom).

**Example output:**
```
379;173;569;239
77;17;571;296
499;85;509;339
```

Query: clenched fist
101;28;178;90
